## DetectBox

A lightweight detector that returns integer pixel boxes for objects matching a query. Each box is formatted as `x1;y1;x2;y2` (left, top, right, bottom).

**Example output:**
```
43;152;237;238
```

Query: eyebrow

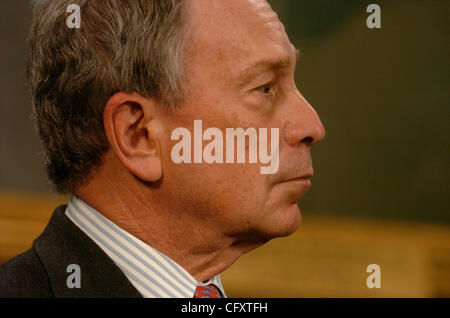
236;48;301;86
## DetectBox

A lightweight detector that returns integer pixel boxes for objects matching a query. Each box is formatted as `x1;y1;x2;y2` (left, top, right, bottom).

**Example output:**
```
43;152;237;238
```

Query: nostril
302;136;313;145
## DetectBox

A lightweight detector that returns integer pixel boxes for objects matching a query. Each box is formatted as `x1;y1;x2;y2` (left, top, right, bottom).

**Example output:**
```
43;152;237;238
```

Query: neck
75;152;261;282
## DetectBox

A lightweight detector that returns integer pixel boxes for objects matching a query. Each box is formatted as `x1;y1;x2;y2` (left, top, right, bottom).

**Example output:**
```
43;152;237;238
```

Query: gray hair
28;0;186;193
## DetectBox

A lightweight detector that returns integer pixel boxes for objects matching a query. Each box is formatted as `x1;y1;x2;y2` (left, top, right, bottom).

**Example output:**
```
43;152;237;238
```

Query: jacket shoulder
0;247;53;298
0;204;142;298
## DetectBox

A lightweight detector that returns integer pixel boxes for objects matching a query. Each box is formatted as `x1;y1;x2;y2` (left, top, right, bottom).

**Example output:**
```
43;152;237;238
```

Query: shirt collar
65;195;226;298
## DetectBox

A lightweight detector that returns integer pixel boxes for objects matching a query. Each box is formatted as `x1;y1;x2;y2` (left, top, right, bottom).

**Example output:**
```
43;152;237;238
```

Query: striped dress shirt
65;196;226;298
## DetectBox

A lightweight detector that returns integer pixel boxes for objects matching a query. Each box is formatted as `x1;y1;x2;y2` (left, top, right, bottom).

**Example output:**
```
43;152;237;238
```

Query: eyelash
258;82;276;97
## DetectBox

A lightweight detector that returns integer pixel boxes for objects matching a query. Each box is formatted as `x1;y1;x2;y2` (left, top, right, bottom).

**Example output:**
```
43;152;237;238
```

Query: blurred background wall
0;0;448;297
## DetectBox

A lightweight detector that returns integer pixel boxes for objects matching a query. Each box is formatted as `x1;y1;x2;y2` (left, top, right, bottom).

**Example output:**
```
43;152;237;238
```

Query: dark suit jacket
0;205;142;298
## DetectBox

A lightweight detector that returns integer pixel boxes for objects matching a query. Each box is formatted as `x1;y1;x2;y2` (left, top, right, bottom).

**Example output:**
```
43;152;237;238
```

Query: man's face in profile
156;0;325;244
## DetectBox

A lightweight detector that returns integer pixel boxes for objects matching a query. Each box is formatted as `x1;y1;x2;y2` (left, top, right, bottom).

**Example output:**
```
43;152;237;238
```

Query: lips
282;175;313;183
277;171;313;203
284;177;311;186
283;181;311;203
279;171;314;183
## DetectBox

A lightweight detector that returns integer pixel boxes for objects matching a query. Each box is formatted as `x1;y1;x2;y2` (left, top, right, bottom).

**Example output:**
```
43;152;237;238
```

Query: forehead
184;0;294;77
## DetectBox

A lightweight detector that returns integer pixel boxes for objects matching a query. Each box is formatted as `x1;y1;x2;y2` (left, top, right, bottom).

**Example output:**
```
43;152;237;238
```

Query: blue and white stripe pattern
65;196;226;298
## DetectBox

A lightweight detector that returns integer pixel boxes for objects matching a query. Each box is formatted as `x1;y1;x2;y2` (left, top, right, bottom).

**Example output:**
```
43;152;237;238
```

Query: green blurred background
269;0;449;223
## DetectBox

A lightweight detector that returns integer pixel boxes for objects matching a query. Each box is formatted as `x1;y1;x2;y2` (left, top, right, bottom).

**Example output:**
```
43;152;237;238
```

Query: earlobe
103;92;163;183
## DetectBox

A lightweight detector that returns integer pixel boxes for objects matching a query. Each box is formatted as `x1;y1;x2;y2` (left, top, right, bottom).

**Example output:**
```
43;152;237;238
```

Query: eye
257;82;276;97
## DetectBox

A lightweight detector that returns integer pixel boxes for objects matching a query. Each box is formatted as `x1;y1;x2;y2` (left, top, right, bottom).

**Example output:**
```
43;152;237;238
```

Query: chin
255;203;303;240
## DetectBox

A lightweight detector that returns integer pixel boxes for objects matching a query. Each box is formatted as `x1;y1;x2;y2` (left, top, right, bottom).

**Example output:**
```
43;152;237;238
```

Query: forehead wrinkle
184;0;298;90
235;45;300;87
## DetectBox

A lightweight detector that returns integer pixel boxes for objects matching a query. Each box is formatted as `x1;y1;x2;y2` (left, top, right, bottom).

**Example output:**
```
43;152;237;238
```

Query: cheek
163;158;269;219
157;107;273;218
215;164;268;207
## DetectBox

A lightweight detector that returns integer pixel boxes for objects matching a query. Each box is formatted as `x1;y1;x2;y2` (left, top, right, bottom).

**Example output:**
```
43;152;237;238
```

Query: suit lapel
33;205;142;298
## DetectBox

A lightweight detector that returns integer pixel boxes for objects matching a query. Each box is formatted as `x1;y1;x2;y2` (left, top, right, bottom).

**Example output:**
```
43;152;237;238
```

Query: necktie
194;284;222;298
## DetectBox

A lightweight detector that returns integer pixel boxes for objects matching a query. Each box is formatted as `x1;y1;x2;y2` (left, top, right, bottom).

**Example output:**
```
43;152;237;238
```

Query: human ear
103;92;163;182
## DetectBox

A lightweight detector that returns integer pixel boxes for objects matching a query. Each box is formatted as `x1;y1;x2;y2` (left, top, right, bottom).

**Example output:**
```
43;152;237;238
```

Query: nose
284;91;325;147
